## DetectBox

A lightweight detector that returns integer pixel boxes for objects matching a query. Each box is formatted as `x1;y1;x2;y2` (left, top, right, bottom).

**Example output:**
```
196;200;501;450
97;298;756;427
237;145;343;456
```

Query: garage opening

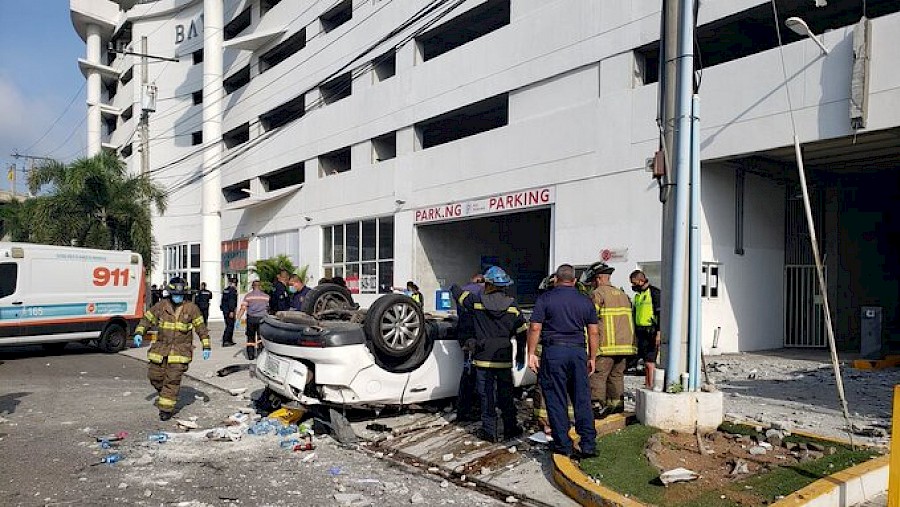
415;208;551;307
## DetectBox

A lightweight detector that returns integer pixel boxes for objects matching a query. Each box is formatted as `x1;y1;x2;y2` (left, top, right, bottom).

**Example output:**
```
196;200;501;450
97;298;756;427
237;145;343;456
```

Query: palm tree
0;198;35;242
26;151;167;268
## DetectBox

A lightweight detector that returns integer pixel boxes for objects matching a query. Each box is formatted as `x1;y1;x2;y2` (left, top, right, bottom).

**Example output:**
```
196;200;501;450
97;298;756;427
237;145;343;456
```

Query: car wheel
100;323;127;353
365;294;425;359
301;283;355;317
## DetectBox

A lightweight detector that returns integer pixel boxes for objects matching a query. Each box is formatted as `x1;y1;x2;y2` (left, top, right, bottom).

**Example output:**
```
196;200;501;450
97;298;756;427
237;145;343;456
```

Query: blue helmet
483;266;513;287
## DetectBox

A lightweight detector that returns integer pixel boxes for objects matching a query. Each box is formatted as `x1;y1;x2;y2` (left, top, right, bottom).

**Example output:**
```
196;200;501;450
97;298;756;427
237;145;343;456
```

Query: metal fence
784;264;827;347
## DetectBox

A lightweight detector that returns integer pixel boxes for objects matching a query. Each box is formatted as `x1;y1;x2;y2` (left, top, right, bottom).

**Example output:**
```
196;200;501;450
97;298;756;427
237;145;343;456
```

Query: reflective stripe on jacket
136;300;210;364
592;284;637;356
450;285;527;369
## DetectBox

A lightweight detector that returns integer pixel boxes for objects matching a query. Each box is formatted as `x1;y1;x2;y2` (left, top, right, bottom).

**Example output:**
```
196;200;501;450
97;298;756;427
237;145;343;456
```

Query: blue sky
0;1;87;193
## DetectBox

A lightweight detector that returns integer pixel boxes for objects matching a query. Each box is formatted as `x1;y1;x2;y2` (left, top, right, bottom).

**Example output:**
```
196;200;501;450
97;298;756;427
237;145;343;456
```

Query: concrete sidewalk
120;320;265;395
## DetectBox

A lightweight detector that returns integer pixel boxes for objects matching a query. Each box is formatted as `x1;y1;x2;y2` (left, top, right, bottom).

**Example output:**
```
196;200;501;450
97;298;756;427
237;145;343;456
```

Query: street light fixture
785;17;829;55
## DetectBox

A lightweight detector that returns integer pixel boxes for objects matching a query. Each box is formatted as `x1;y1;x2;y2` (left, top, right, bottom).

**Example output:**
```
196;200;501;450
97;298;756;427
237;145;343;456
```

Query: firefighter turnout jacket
451;285;528;368
591;284;637;356
136;299;210;364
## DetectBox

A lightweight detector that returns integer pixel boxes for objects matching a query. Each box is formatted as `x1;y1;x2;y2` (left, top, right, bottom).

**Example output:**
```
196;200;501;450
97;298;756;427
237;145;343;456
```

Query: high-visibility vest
594;285;637;356
633;289;656;327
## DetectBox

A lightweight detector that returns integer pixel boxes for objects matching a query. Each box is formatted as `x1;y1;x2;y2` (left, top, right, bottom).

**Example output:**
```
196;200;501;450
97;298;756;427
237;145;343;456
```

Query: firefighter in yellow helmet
132;277;211;420
580;262;636;418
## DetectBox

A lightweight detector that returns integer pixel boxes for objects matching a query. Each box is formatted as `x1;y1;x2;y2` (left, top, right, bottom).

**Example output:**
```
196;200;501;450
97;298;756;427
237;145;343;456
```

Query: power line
20;82;86;154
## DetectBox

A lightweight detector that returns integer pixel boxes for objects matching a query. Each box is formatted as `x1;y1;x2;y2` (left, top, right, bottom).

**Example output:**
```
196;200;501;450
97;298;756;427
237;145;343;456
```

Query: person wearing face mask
287;274;311;311
132;277;211;421
629;270;662;389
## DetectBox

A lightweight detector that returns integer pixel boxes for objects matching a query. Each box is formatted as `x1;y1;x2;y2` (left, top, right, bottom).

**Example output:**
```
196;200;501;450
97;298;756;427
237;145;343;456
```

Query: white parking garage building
70;0;900;356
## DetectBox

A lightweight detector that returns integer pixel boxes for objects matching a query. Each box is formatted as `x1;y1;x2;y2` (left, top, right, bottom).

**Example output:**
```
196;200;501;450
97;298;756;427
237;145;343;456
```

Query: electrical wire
156;0;463;196
141;0;451;180
770;0;856;447
20;82;86;154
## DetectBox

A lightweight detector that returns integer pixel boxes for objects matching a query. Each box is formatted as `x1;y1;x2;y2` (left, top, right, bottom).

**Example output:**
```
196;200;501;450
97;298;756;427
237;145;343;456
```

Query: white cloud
0;73;85;162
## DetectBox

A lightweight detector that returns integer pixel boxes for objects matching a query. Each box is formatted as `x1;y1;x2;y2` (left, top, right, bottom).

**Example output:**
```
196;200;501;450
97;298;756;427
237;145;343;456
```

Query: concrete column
395;40;417;72
86;23;103;157
201;0;224;307
351;141;371;170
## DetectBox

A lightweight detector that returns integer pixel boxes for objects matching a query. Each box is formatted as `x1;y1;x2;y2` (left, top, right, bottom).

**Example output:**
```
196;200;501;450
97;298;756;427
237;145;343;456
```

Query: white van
0;242;145;352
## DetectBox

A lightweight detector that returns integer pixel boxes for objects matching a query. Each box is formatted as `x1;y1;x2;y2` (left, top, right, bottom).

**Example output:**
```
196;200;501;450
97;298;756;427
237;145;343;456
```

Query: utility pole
140;36;151;175
11;152;54;197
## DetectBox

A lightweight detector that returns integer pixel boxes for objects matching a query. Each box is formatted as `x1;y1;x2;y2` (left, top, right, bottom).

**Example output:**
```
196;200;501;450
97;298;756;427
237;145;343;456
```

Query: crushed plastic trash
148;432;170;444
280;439;300;449
226;412;250;426
91;453;124;466
94;432;128;443
328;466;342;476
659;468;699;486
301;453;317;463
227;387;248;396
206;426;244;442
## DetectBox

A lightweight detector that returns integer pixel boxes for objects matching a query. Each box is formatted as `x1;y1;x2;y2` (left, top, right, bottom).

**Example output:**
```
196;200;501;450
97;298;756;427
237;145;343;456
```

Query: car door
0;261;23;339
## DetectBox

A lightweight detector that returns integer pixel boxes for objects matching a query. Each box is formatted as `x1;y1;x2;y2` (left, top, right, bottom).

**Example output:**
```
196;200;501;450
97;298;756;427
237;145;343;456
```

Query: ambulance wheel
301;283;355;317
365;294;425;360
100;323;127;353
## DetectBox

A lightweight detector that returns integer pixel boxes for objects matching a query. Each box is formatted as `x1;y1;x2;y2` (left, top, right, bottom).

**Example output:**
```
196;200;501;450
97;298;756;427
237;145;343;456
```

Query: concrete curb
552;420;889;507
770;455;889;507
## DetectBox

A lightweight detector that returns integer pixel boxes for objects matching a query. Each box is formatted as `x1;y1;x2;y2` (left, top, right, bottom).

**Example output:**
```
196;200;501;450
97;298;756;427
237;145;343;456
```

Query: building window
192;48;204;65
373;51;396;82
258;230;300;267
415;93;508;149
224;7;252;41
224;65;251;94
259;28;306;73
417;0;510;62
121;104;133;122
223;122;250;149
120;143;133;159
222;180;250;202
102;114;117;136
701;262;721;299
260;0;282;17
192;90;203;105
371;132;396;162
260;94;305;131
319;72;352;104
104;80;118;102
319;146;351;177
163;242;201;290
120;67;133;85
261;161;304;191
320;0;352;33
322;217;394;294
191;131;203;146
0;263;18;298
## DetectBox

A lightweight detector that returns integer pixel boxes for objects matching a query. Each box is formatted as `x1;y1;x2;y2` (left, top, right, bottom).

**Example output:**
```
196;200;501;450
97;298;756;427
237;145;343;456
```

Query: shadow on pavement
0;391;30;416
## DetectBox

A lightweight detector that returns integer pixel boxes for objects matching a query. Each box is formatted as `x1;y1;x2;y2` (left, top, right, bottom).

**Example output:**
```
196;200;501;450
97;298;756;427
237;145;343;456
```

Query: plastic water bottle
148;432;169;443
248;420;272;436
100;453;123;465
280;439;300;449
277;424;298;436
99;439;112;449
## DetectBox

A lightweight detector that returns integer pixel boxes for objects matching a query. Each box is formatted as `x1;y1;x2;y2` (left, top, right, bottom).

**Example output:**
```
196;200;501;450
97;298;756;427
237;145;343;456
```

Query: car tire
365;294;425;360
100;323;127;353
301;283;355;317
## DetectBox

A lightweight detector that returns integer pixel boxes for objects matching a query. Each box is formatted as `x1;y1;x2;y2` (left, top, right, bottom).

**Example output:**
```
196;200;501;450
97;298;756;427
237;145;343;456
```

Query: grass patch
579;425;664;504
580;423;880;507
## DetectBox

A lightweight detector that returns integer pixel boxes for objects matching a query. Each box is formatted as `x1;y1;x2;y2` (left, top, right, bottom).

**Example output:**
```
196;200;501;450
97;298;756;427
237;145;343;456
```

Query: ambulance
0;242;145;352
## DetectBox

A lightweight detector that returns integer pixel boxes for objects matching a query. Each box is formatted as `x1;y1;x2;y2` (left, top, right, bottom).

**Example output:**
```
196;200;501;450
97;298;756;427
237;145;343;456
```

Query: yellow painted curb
552;453;646;507
568;413;634;444
771;454;889;506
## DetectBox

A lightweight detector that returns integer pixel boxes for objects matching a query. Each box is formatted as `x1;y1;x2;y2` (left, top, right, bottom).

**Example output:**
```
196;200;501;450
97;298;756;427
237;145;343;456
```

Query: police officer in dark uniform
220;277;238;347
527;264;600;459
271;269;291;313
451;266;527;442
194;282;213;323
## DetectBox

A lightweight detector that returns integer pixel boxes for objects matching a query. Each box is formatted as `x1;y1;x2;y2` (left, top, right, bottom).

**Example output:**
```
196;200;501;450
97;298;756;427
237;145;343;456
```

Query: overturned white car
255;284;534;410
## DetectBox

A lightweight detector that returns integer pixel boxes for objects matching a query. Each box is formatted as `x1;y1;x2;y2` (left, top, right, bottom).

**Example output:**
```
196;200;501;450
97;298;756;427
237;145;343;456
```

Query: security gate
783;265;827;347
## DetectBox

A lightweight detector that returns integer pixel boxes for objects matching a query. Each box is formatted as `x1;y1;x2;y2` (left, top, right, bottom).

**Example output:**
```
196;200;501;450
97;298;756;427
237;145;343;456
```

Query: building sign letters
414;187;554;224
175;15;204;45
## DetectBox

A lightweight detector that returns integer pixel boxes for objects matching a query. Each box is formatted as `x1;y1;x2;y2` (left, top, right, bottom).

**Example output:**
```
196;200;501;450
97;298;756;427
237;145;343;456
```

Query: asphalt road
0;344;501;506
